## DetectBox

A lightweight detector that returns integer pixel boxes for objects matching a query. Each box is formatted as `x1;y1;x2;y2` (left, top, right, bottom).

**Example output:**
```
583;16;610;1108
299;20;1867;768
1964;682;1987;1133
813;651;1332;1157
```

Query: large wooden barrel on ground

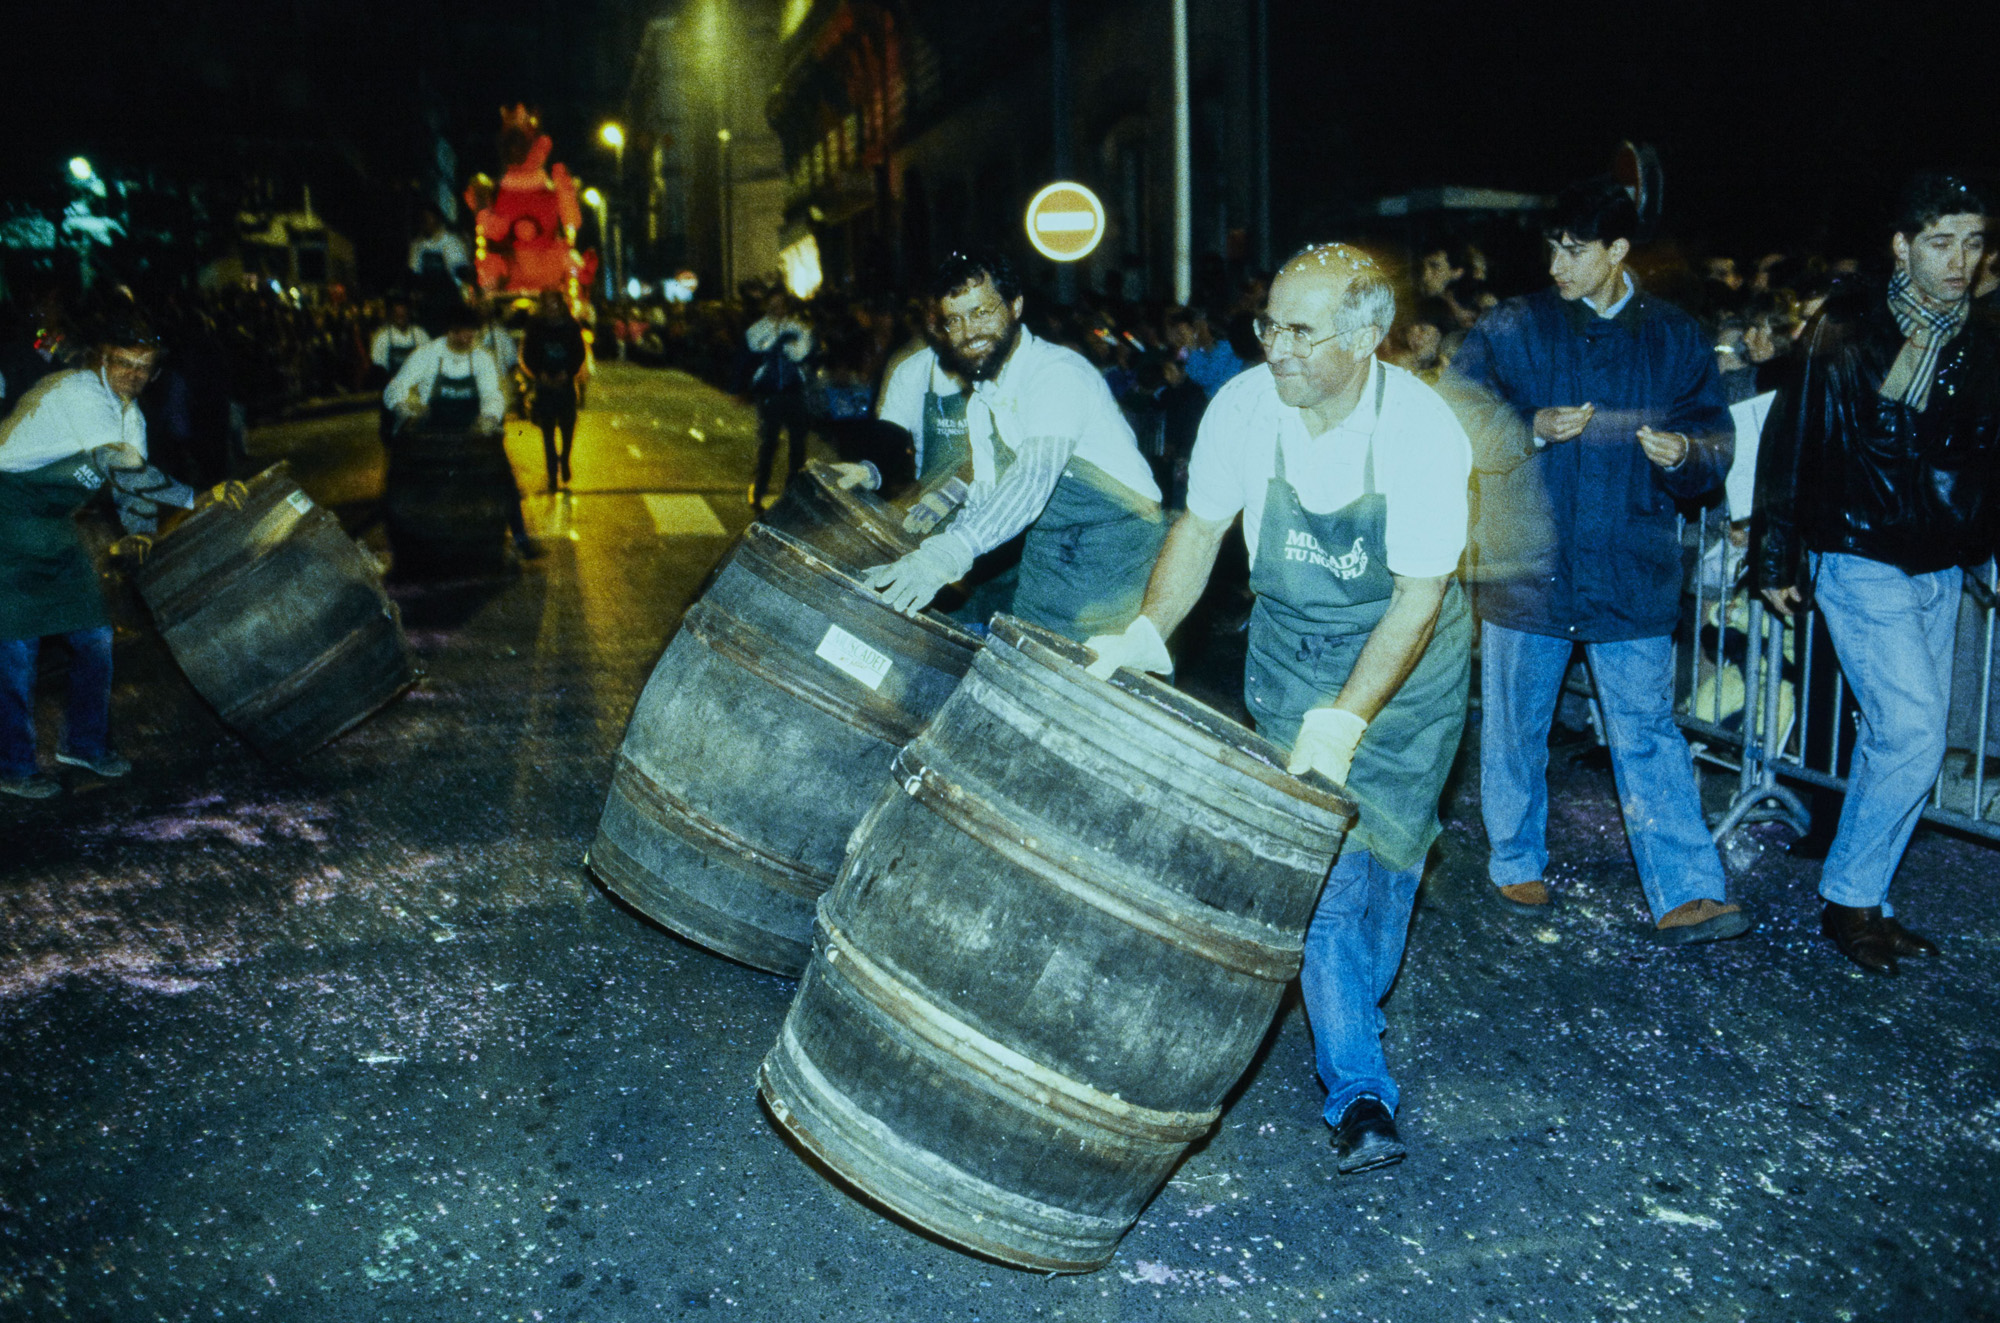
758;459;918;574
134;463;418;759
589;523;980;976
759;616;1356;1272
382;428;516;577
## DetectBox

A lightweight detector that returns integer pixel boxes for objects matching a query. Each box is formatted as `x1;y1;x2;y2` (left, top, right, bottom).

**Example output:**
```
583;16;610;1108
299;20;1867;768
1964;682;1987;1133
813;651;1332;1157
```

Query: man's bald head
1271;243;1396;344
1261;242;1396;423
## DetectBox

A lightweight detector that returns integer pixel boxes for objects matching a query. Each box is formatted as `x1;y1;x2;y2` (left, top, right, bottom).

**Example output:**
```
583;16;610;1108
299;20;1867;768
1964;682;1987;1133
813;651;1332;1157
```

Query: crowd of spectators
9;219;1981;505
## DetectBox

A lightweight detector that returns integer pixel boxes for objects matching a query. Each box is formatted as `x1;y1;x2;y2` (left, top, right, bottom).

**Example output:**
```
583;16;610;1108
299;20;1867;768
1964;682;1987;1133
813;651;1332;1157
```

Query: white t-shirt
876;346;962;471
370;324;430;370
382;339;506;424
408;231;472;279
0;368;148;473
931;327;1162;564
1186;361;1471;579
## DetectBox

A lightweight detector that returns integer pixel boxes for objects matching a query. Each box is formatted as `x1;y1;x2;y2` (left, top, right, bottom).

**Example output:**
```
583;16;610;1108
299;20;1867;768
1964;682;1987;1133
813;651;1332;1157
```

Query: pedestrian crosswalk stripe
641;494;727;536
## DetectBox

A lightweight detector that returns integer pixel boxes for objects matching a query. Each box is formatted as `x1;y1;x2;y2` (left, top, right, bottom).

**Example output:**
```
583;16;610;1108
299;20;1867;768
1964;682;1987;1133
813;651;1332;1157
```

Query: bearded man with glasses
1085;243;1474;1175
857;249;1166;640
1441;177;1746;945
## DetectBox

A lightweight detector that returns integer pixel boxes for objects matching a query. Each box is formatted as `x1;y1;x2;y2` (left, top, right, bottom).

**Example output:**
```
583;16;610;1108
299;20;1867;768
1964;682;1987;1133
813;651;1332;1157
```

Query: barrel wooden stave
590;524;977;975
757;460;916;574
136;465;416;759
761;616;1353;1271
762;926;1186;1271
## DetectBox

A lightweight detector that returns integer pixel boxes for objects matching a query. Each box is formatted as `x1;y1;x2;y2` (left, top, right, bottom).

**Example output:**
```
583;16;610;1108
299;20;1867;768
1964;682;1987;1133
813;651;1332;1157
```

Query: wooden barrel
589;523;980;976
382;428;516;577
135;463;419;760
759;615;1355;1272
758;459;918;574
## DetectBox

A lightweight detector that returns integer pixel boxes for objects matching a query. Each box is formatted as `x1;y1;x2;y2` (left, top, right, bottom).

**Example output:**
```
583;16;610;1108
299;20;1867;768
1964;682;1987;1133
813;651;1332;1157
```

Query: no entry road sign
1024;182;1106;262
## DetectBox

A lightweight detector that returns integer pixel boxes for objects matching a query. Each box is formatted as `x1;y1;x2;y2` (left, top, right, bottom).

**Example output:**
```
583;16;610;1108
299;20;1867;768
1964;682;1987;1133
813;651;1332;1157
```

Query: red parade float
465;105;598;309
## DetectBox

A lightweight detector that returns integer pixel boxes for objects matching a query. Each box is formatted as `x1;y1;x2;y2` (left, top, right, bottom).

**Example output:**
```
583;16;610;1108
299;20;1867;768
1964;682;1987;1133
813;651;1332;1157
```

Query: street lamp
581;187;613;301
599;122;626;174
717;128;734;297
68;156;94;182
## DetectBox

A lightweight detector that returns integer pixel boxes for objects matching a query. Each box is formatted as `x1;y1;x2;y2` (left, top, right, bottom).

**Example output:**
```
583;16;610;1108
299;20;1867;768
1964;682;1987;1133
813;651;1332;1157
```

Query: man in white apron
1087;245;1472;1174
860;250;1165;642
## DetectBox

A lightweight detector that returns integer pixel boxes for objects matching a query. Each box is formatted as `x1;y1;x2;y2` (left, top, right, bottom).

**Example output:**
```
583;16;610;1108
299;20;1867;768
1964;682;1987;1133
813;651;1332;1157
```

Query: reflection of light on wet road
639;494;726;537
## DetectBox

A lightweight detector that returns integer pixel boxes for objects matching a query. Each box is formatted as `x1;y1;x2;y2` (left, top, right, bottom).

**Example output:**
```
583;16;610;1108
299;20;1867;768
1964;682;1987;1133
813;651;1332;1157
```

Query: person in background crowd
1174;308;1249;398
473;308;521;414
0;318;202;798
1753;171;2000;976
1442;177;1749;945
407;208;474;336
744;291;814;508
0;305;63;422
522;292;586;493
1086;243;1473;1175
370;298;429;442
859;249;1166;642
384;305;542;561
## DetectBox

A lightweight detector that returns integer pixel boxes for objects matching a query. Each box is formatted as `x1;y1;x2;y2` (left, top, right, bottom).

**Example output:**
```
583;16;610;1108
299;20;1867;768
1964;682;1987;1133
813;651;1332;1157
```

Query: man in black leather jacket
1752;172;2000;976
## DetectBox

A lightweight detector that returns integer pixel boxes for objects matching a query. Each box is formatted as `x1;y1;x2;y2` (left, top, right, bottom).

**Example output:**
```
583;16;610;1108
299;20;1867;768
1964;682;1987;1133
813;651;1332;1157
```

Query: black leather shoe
1876;915;1939;958
1821;902;1898;976
1331;1097;1407;1175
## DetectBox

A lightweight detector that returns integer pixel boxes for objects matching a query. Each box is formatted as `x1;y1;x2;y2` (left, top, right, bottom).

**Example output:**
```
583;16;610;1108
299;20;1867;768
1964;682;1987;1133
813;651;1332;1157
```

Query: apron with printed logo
1243;364;1469;870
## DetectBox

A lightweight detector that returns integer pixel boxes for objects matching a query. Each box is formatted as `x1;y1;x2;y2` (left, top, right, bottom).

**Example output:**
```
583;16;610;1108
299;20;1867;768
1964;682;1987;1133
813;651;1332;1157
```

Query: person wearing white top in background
383;306;541;559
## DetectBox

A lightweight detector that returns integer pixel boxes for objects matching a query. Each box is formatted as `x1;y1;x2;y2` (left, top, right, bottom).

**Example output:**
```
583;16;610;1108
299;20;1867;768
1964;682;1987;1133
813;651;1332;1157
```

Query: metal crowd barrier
1674;510;2000;848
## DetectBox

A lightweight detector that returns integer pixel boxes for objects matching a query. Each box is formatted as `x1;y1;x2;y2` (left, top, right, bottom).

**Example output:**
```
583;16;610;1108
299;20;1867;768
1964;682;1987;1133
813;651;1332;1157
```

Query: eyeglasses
941;303;1009;336
1252;316;1345;357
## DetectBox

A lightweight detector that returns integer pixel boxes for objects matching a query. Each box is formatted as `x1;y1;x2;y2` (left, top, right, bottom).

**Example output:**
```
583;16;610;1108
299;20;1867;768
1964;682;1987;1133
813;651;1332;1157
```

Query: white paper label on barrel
815;625;892;692
286;491;314;514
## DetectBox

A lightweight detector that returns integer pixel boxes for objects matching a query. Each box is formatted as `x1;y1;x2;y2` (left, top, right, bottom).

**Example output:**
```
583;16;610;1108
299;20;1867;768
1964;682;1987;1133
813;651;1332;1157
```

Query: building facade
765;0;1269;304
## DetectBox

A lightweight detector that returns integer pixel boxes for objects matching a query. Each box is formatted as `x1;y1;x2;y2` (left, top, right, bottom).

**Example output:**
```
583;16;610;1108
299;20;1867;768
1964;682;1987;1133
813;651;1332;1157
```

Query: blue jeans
1;627;114;779
1480;621;1726;920
1300;847;1423;1122
1811;553;1960;913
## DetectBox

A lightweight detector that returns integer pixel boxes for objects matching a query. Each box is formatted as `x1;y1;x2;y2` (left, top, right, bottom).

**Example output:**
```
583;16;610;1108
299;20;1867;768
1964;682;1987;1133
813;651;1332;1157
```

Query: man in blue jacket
1443;178;1751;945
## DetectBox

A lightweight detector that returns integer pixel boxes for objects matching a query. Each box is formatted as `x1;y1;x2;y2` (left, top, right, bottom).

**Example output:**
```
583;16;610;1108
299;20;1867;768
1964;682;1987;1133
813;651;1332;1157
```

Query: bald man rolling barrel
1085;245;1474;1174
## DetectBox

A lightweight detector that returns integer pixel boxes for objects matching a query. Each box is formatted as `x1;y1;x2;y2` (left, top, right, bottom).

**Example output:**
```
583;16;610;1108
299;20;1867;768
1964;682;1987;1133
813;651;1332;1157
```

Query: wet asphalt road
3;364;1997;1322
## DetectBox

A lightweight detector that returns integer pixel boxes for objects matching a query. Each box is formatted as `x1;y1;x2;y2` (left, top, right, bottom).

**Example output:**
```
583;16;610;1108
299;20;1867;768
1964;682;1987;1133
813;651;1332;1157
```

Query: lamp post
598;123;628;299
582;186;612;302
717;127;734;297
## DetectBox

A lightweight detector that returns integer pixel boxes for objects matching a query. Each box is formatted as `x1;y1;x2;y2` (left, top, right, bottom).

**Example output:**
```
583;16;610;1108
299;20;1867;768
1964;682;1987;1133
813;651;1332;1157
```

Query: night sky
7;0;1992;281
1270;0;1992;259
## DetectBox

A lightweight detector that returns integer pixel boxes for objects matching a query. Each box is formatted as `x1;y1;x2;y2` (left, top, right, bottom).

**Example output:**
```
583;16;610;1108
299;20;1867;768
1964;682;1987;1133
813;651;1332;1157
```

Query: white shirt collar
973;325;1040;400
1584;270;1636;319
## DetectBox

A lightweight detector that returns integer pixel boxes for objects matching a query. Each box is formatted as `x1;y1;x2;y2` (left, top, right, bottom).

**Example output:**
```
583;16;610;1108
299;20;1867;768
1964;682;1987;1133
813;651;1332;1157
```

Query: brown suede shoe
1495;880;1553;915
1655;898;1754;946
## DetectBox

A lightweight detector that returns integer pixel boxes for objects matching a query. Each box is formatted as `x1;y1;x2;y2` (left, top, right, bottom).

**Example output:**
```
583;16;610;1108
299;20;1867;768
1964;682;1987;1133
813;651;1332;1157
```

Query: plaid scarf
1881;269;1967;413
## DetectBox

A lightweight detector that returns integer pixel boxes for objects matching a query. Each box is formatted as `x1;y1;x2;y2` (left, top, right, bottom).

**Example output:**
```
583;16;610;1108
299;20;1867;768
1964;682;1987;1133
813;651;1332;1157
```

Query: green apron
1243;364;1470;871
1010;460;1165;642
0;456;112;640
918;384;970;486
928;390;1165;643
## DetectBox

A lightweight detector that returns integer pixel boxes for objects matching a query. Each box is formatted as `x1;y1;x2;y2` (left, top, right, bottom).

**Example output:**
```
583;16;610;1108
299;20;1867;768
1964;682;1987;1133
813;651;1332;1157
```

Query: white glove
1286;707;1368;784
864;534;975;616
827;461;880;491
1084;615;1173;680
